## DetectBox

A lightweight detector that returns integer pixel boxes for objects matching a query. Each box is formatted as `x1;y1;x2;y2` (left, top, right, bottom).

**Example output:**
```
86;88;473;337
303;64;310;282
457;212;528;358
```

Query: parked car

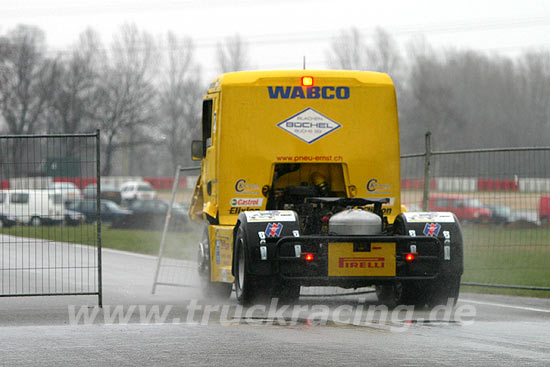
111;199;187;231
120;181;156;204
484;204;512;225
0;213;16;228
62;208;86;226
0;192;15;228
48;182;83;203
428;194;491;223
508;210;541;227
82;183;122;205
66;199;130;224
48;191;84;226
539;195;550;225
0;189;64;226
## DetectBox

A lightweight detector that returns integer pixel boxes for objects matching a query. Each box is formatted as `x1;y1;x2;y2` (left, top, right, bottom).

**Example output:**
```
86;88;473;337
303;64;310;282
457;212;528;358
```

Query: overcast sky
2;0;550;80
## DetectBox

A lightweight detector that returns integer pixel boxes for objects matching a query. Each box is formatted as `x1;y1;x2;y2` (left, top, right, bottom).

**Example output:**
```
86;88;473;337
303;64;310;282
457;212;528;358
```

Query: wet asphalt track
1;246;550;366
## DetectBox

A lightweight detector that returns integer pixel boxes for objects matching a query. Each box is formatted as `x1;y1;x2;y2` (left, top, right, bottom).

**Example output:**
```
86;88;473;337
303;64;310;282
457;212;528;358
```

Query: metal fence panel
0;132;102;304
401;135;550;291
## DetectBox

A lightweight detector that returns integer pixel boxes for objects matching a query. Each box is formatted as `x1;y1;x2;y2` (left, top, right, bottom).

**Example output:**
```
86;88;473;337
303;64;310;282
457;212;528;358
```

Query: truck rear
190;70;463;306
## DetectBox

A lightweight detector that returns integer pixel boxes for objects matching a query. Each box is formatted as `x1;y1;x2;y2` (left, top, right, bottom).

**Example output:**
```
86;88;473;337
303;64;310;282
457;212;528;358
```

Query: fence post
422;131;432;211
96;129;103;308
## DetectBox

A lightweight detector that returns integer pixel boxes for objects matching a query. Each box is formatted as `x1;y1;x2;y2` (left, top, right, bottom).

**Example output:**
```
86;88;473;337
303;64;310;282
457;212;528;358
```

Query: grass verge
461;224;550;298
0;224;200;260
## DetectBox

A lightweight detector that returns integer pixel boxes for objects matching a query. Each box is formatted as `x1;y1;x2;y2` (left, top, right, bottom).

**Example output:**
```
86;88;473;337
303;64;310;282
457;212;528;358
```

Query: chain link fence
0;132;102;305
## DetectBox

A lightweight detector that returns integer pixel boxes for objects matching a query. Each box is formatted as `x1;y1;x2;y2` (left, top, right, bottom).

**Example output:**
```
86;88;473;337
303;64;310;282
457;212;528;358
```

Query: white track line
460;299;550;313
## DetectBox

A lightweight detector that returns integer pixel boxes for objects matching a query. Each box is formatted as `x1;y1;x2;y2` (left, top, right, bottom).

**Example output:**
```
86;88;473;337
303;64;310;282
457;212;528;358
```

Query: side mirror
191;140;204;160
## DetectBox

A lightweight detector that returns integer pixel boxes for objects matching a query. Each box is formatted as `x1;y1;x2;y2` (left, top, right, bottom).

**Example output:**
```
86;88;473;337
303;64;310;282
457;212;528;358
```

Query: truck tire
376;281;427;308
234;226;269;305
198;226;232;299
272;280;300;304
389;213;463;308
426;274;461;307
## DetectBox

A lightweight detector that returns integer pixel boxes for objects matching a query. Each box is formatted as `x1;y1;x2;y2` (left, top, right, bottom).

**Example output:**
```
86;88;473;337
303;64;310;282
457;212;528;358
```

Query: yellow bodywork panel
190;70;402;225
328;242;396;277
208;225;235;283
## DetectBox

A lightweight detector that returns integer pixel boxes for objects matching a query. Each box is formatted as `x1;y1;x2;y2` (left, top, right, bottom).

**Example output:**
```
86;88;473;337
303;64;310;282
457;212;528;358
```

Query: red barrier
477;179;519;192
401;179;436;190
0;180;9;189
143;177;187;190
53;177;97;189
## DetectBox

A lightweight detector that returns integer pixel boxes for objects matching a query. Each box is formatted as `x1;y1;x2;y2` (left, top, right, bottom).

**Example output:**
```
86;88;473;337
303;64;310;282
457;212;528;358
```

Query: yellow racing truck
190;70;463;306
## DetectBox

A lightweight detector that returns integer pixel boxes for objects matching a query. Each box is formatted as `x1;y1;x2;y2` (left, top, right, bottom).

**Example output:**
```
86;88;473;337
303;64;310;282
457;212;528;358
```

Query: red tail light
404;253;416;262
303;253;315;262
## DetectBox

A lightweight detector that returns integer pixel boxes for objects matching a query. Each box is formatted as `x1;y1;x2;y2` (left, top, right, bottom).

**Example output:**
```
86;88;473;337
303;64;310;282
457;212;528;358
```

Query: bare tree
216;34;250;73
0;25;56;176
45;28;103;135
366;27;403;78
518;51;550;144
326;27;367;70
327;27;402;74
0;25;52;135
158;32;202;172
90;24;158;175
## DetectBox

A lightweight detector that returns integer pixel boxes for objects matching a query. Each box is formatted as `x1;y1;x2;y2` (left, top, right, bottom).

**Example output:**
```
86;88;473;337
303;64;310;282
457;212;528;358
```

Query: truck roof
208;70;394;92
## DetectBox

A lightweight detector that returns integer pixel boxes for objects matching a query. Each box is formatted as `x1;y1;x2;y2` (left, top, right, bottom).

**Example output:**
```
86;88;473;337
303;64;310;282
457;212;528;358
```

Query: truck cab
190;70;463;306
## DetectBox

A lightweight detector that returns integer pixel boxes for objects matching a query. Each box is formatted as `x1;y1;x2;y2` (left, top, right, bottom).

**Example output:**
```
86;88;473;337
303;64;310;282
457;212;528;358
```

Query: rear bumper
273;235;446;285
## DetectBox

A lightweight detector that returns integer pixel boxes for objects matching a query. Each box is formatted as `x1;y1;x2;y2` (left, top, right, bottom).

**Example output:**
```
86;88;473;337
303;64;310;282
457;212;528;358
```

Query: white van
120;181;157;203
0;189;65;226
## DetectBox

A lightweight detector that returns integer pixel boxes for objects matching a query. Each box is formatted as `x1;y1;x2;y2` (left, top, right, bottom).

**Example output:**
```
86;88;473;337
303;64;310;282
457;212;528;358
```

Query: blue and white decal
277;107;341;144
423;223;442;237
265;223;283;238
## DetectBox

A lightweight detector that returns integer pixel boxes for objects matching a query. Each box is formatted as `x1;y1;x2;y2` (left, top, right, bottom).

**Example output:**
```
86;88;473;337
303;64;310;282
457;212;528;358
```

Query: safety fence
0;132;102;305
401;133;550;291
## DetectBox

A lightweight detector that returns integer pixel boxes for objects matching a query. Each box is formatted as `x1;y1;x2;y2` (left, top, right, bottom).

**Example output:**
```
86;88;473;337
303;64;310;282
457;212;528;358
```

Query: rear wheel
426;274;461;307
376;281;427;308
234;227;269;305
272;280;300;304
197;226;232;299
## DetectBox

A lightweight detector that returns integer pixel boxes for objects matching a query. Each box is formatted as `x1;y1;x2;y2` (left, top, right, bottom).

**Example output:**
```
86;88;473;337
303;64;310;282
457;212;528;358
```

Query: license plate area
328;242;396;277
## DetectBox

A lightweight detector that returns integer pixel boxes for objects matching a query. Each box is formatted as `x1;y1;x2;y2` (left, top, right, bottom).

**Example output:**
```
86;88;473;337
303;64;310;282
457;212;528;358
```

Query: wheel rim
197;242;205;272
238;239;245;291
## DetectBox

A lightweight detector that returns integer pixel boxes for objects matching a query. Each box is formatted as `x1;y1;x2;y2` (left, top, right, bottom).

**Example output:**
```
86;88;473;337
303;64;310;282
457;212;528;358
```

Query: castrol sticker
230;198;263;207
